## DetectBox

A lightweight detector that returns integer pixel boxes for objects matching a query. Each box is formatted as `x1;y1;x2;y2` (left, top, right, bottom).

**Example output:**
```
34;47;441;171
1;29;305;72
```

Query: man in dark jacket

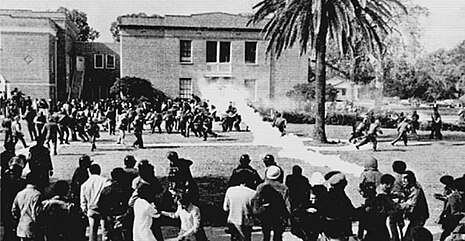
253;165;291;241
27;137;53;191
41;116;60;155
167;151;198;202
228;154;262;190
401;170;430;241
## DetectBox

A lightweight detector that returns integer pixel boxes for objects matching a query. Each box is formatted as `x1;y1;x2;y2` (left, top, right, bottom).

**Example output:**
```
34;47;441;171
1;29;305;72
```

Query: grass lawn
13;121;465;229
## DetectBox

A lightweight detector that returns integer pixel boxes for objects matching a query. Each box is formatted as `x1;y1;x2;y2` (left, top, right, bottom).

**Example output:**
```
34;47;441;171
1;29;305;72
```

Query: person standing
24;106;37;142
41;116;59;155
430;106;443;140
253;165;291;241
41;180;79;241
132;114;145;148
33;111;46;139
228;154;262;190
223;171;257;241
133;185;162;241
167;151;199;203
27;137;53;192
2;114;13;145
11;172;43;241
12;115;28;149
410;110;420;140
1;164;27;241
439;177;465;241
321;172;356;241
80;164;110;241
400;170;430;241
117;113;128;144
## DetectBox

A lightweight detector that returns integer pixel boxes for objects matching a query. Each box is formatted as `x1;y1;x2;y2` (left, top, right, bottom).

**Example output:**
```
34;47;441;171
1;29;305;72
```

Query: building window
179;78;192;99
206;41;230;63
94;54;104;69
180;40;192;63
106;55;115;69
244;79;257;100
245;42;257;64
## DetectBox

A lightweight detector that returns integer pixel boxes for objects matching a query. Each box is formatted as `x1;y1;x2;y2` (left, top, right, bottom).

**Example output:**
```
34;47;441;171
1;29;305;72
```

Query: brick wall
0;32;54;99
121;27;308;101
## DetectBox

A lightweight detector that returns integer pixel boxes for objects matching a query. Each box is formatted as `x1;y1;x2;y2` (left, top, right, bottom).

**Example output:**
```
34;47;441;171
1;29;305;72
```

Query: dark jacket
228;164;262;190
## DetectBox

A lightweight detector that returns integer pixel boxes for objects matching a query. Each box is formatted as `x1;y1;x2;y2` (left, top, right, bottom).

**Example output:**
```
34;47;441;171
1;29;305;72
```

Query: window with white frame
106;55;115;69
206;41;230;63
94;54;104;69
244;79;257;100
179;78;192;99
245;42;257;64
180;40;192;63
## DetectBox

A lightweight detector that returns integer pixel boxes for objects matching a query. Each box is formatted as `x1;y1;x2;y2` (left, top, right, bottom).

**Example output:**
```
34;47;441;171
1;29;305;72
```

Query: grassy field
12;121;465;229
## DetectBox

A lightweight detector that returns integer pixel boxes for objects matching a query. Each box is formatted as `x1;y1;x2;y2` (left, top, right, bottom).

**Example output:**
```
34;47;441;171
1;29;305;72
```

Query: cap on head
263;154;275;166
439;175;454;186
265;165;281;180
167;151;178;160
327;173;347;187
239;154;251;165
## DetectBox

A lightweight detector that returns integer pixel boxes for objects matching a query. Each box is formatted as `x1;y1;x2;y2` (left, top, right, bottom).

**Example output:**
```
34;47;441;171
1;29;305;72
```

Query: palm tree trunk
313;13;328;143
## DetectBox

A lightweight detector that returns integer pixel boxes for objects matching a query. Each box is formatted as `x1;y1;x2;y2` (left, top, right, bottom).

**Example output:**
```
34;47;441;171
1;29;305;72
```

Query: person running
86;119;100;152
41;116;59;155
356;119;383;151
12;115;28;149
272;112;287;136
349;117;369;144
391;117;411;146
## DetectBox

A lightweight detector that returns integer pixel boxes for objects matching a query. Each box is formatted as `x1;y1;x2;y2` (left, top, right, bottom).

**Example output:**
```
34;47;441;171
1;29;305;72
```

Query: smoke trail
197;79;364;176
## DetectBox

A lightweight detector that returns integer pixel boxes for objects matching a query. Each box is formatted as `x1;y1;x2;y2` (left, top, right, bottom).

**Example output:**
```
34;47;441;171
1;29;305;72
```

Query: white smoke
197;78;364;176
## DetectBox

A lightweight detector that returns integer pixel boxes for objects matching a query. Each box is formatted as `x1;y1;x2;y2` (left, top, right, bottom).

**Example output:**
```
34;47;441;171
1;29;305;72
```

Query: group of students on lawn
2;147;465;241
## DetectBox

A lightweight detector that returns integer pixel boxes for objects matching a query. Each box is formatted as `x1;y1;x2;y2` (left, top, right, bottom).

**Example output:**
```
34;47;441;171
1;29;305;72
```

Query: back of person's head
392;160;407;174
292;165;303;176
359;182;376;198
327;173;347;190
453;177;465;192
89;164;101;175
263;154;275;167
53;180;69;196
239;154;251;166
124;155;136;168
166;151;178;161
380;174;395;185
138;185;156;202
265;165;282;180
440;175;454;187
79;155;92;167
411;227;433;241
403;170;417;185
111;167;127;183
324;171;341;181
230;169;254;188
7;164;23;179
364;157;378;171
139;162;155;180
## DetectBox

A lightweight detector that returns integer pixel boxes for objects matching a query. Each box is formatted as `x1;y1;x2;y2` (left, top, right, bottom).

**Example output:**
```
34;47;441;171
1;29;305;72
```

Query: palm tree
250;0;406;142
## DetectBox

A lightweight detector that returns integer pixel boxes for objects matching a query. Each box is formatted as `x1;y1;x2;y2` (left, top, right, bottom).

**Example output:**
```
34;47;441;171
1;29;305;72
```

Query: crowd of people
1;89;245;154
2;141;465;241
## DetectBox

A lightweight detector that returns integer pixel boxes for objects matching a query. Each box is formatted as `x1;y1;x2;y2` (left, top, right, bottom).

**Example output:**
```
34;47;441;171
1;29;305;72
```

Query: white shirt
80;174;109;215
133;198;160;241
223;185;256;226
165;204;202;238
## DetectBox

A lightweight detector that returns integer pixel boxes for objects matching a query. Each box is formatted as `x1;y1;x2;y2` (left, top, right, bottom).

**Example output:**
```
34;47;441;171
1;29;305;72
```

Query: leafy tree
286;83;338;102
110;76;168;103
250;0;406;142
111;13;161;42
57;7;99;42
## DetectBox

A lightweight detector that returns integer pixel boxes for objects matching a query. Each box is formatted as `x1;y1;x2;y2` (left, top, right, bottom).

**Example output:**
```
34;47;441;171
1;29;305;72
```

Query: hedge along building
117;12;309;102
0;9;120;101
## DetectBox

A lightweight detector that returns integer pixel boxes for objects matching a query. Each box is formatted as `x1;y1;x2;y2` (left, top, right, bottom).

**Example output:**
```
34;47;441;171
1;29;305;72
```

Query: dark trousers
13;133;28;148
27;122;37;141
391;131;408;145
261;219;286;241
430;125;443;140
404;219;426;241
133;131;144;148
228;223;252;241
356;134;377;150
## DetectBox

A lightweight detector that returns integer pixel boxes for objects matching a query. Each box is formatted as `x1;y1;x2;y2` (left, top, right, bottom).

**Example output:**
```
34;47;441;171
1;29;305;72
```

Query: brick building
118;12;309;101
0;9;120;101
1;10;309;102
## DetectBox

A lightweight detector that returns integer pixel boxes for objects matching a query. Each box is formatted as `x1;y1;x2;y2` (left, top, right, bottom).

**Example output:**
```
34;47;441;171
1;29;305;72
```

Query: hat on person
263;154;276;166
310;172;326;186
439;175;454;186
265;165;281;180
327;173;347;186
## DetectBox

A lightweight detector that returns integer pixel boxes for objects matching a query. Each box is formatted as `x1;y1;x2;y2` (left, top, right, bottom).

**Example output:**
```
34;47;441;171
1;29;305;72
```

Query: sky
1;0;465;52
